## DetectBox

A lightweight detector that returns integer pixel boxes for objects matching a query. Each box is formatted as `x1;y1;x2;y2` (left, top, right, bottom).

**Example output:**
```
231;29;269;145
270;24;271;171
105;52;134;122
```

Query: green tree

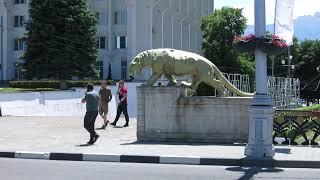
23;0;98;80
293;39;320;102
267;37;300;78
198;7;254;95
201;7;248;72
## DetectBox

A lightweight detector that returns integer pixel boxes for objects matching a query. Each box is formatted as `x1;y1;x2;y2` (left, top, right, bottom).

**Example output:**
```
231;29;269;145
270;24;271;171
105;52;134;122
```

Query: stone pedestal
136;86;252;143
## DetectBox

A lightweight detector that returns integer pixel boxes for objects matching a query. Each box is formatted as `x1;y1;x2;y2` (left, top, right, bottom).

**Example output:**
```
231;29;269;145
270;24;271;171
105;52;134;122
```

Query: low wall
137;86;252;143
0;83;142;117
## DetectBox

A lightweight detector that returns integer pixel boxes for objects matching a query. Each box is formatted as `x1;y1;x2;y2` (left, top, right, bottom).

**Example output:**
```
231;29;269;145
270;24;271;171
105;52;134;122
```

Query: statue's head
129;58;142;79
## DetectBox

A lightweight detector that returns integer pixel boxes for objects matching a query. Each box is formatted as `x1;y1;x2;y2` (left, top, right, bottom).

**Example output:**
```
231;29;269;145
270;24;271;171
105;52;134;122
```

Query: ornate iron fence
268;77;300;108
156;73;251;96
156;74;301;108
273;109;320;146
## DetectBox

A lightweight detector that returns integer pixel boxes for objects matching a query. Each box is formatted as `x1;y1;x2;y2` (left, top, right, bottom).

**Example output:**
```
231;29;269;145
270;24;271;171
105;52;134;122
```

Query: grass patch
295;104;320;111
294;130;320;144
0;88;59;93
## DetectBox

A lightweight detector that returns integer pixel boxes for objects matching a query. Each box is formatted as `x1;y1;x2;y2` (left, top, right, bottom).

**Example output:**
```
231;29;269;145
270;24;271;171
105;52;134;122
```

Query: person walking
98;80;112;129
110;80;130;127
81;83;100;144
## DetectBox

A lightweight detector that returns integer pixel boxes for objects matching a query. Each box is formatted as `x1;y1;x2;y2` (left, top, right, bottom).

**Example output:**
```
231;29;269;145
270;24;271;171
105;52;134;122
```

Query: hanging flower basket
233;34;288;56
233;34;257;54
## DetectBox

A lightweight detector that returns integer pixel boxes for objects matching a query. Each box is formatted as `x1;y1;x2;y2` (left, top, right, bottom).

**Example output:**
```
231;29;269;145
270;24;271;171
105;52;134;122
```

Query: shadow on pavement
226;166;284;180
113;126;124;129
76;143;94;147
120;140;246;146
275;148;291;154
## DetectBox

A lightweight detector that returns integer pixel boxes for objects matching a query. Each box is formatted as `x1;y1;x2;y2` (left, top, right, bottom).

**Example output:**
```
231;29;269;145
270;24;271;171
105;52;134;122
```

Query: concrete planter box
137;86;252;143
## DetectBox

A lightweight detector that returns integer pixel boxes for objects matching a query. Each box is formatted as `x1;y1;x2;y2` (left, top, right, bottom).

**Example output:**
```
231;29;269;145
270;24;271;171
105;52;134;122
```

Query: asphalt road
1;158;320;180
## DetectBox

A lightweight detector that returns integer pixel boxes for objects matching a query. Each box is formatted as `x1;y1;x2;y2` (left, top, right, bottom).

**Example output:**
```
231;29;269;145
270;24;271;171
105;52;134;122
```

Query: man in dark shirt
82;83;100;144
98;80;112;129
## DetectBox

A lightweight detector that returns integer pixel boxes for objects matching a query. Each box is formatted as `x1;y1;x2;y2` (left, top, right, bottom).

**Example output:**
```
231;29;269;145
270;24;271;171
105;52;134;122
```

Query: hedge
9;80;116;89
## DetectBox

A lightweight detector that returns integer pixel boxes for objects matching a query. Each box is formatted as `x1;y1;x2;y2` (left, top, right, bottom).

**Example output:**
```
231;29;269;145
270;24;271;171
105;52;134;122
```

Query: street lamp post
281;57;295;75
281;59;295;108
245;0;275;158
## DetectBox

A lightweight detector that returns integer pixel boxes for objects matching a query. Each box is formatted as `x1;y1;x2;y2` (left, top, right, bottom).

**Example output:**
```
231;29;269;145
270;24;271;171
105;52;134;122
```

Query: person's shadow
76;143;94;147
226;166;283;180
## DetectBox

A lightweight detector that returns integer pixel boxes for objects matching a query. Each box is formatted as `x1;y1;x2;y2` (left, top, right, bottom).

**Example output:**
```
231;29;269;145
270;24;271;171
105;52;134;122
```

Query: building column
0;15;4;82
149;0;160;49
161;6;169;48
143;0;160;80
245;0;275;158
125;0;136;76
108;0;113;57
0;1;8;81
171;0;182;49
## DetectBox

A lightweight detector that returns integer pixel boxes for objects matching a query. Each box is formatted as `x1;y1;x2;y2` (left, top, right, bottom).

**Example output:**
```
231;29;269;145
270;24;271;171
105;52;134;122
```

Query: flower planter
233;34;287;56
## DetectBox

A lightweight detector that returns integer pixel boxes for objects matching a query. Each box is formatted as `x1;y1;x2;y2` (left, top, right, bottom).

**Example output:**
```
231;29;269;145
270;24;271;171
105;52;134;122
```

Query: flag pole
271;0;278;77
273;0;278;34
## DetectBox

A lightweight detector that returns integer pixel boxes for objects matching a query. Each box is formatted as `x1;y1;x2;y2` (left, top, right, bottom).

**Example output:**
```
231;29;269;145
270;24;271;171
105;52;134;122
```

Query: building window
14;16;25;27
14;63;25;80
114;10;127;25
14;38;26;51
121;59;127;80
14;0;26;4
96;12;108;25
96;36;107;49
115;36;127;49
95;12;100;24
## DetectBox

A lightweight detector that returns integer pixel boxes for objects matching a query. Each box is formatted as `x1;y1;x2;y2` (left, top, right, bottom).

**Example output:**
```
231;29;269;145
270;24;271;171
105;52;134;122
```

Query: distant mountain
245;12;320;40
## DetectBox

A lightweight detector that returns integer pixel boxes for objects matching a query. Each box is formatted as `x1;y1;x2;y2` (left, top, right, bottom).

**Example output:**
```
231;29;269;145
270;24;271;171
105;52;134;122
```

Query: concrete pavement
1;116;320;168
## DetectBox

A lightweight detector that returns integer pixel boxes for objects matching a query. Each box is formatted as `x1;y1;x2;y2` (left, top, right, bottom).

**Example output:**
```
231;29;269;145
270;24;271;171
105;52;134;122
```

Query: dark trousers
114;103;129;123
84;111;98;139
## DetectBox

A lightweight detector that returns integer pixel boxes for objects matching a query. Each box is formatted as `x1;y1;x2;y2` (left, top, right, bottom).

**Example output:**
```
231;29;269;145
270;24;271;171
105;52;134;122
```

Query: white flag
274;0;295;45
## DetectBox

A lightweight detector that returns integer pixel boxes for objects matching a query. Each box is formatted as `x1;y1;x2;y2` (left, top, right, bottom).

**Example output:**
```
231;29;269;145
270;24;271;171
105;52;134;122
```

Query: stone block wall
137;86;252;143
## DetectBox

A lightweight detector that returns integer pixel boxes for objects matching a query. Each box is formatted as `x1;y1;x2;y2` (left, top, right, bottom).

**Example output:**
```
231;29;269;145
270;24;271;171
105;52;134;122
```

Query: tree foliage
23;0;98;80
269;37;320;102
201;7;250;73
267;37;300;78
198;7;254;95
294;39;320;101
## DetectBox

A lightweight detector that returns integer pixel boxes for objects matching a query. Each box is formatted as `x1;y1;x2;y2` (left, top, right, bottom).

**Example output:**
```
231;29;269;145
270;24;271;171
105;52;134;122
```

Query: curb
1;151;320;168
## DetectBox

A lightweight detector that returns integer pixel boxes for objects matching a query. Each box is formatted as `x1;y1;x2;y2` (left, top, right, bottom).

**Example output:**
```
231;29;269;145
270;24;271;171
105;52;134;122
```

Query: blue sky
215;0;320;25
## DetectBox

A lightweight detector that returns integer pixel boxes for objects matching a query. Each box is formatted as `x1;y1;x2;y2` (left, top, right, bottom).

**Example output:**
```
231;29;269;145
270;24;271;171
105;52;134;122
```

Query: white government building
0;0;214;81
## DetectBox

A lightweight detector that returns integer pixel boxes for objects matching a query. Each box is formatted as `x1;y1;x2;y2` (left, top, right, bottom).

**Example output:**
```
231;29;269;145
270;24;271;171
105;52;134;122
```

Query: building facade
0;0;214;81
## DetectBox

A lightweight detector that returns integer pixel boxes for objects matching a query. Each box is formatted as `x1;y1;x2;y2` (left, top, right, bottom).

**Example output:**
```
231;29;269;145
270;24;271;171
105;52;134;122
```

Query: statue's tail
212;65;254;97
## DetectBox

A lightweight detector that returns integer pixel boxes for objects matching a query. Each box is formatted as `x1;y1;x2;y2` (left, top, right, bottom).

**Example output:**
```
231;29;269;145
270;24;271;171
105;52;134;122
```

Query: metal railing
273;109;320;146
154;73;301;108
268;77;300;108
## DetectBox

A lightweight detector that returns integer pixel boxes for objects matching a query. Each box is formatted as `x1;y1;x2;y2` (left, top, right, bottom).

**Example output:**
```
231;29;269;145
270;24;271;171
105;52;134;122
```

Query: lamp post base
245;94;275;158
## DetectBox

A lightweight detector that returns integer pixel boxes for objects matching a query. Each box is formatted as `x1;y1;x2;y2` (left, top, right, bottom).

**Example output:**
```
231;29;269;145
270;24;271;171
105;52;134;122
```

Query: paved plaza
0;116;320;167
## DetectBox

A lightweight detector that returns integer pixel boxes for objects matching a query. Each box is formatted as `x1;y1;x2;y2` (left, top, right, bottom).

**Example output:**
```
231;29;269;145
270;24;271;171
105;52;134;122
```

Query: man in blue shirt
82;83;100;144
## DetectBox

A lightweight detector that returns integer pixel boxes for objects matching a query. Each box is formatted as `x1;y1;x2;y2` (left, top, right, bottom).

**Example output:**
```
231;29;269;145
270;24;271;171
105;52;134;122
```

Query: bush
9;80;116;89
9;81;60;89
